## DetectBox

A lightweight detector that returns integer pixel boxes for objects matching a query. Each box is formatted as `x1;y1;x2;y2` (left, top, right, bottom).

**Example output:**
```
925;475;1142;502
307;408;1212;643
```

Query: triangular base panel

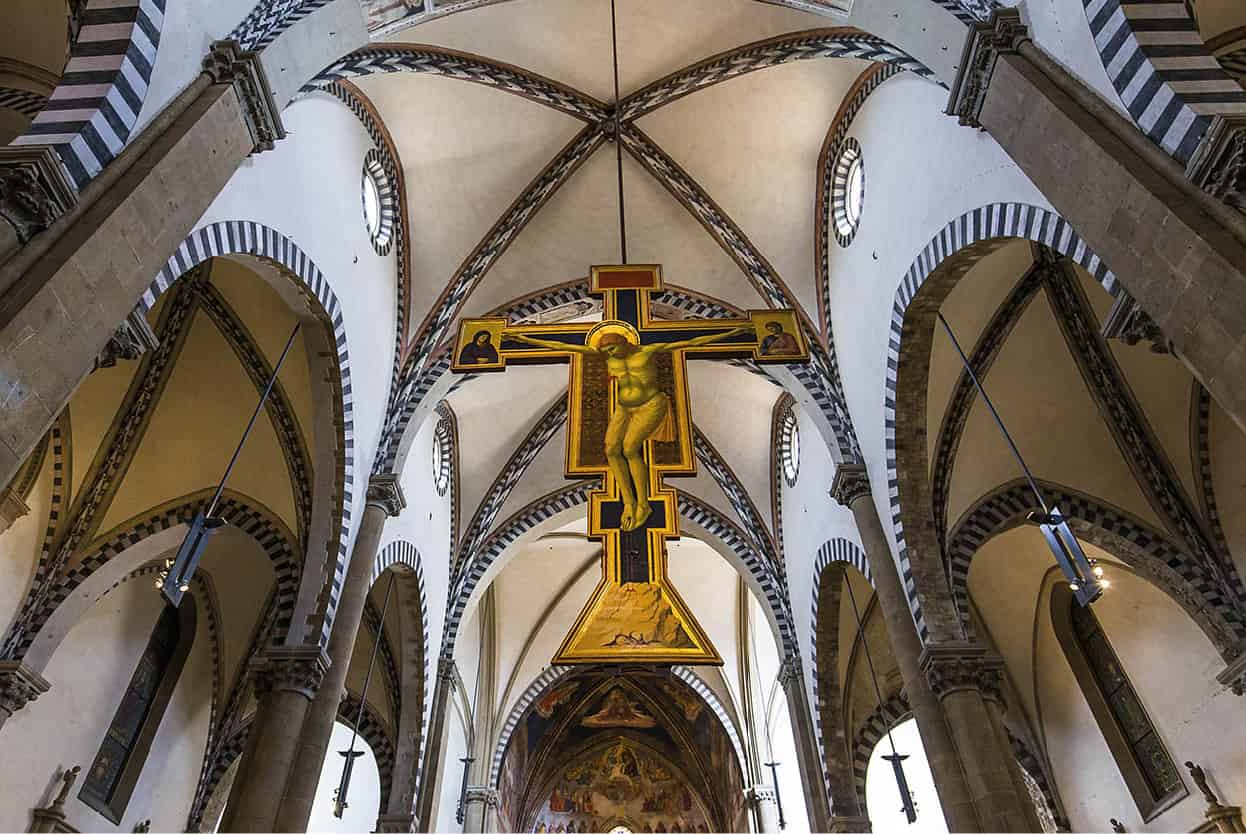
553;576;722;666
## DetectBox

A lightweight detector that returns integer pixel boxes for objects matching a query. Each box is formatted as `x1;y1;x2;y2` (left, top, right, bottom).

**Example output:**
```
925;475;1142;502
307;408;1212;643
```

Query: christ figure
506;325;750;531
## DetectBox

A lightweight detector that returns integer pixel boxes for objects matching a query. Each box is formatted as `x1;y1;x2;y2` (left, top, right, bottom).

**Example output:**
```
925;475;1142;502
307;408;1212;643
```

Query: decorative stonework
1100;290;1169;353
946;9;1029;129
1216;652;1246;695
919;643;1006;703
202;40;286;154
829;815;873;833
464;786;500;807
778;654;804;689
367;474;407;517
438;656;457;683
745;784;779;805
95;308;161;370
0;146;78;245
830;463;871;508
0;660;51;718
1186;114;1246;212
0;487;30;535
250;647;329;700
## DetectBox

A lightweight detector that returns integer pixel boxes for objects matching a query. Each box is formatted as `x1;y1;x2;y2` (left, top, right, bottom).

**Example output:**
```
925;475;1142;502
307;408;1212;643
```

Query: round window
781;407;800;486
361;150;394;254
432;416;452;496
832;138;864;246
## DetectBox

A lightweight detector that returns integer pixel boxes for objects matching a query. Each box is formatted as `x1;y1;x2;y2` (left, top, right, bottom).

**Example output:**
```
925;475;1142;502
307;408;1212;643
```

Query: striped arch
487;666;747;789
140;220;355;650
884;203;1116;644
1078;0;1246;163
4;489;299;667
371;539;430;725
228;0;335;52
850;691;912;814
11;0;166;189
337;691;397;814
945;479;1246;657
809;538;874;810
441;481;798;666
1007;726;1062;827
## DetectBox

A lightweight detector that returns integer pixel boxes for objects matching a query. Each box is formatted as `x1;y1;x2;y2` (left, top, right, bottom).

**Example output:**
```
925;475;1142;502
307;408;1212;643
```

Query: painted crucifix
451;265;809;665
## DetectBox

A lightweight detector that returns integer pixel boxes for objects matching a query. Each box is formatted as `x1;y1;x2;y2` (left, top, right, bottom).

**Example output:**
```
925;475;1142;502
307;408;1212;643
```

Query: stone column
831;465;980;832
0;659;50;732
219;646;329;832
273;475;406;832
746;784;782;833
0;40;284;488
946;9;1246;434
462;786;499;833
415;658;458;833
778;656;833;833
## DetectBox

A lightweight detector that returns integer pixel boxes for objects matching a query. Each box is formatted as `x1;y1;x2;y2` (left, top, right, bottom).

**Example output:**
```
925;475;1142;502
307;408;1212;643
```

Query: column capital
745;784;779;805
830;463;871;507
828;815;873;833
1186;114;1246;213
1101;290;1170;354
778;654;804;689
438;656;458;683
0;486;31;534
0;146;78;245
918;642;1006;703
1216;650;1246;695
367;474;407;517
95;307;160;371
251;646;330;700
946;8;1030;128
0;660;51;717
202;39;285;154
464;786;500;807
375;813;416;832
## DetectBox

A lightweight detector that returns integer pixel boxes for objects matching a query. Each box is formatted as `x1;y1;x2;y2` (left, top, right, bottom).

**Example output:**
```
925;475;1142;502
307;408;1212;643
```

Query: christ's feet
632;501;653;530
620;506;635;531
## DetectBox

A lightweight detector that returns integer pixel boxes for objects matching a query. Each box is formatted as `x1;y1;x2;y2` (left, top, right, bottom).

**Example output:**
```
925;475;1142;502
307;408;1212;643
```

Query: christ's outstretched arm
644;324;753;353
505;331;597;355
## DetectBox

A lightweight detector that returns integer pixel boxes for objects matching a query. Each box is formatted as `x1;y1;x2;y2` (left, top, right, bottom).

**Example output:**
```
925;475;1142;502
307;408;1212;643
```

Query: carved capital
1216;651;1246;696
0;146;78;245
946;8;1030;128
1100;290;1170;354
745;784;779;805
203;40;285;154
366;474;407;517
830;463;871;507
95;308;161;371
251;646;329;700
438;656;458;683
778;654;804;690
464;786;500;807
1187;114;1246;213
0;660;51;717
919;642;1006;703
0;486;31;534
375;813;416;833
828;816;873;833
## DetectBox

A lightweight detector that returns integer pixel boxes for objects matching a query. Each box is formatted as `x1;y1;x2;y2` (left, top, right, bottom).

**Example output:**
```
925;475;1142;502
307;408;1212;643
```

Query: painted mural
530;739;711;834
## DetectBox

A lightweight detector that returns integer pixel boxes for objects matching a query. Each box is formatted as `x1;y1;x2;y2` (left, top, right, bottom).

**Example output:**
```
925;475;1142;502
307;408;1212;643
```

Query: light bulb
1069;581;1080;591
179;583;190;592
1100;579;1111;589
153;579;163;589
1093;565;1105;578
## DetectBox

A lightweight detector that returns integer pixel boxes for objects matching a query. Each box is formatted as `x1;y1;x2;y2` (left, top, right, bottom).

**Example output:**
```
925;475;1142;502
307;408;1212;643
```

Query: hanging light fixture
937;312;1106;605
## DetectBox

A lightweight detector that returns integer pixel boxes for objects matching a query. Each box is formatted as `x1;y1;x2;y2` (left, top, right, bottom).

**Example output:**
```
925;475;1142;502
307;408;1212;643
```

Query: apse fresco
497;674;747;832
531;739;711;834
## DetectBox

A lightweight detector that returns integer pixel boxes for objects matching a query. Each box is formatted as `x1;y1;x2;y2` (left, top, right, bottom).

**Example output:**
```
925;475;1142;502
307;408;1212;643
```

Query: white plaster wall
1034;569;1244;833
1003;0;1125;114
134;0;257;133
197;93;399;619
0;578;211;832
779;402;862;719
825;72;1052;570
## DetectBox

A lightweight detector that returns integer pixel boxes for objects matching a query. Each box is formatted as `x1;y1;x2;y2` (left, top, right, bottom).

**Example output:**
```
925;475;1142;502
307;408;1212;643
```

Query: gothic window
80;598;196;823
1051;586;1186;820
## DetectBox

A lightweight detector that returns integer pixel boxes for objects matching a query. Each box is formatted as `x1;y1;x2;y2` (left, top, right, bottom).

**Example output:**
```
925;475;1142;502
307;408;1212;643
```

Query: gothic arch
809;538;875;813
337;690;397;816
5;488;299;671
141;220;356;650
11;0;167;189
1076;0;1244;163
883;202;1116;645
946;479;1246;658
